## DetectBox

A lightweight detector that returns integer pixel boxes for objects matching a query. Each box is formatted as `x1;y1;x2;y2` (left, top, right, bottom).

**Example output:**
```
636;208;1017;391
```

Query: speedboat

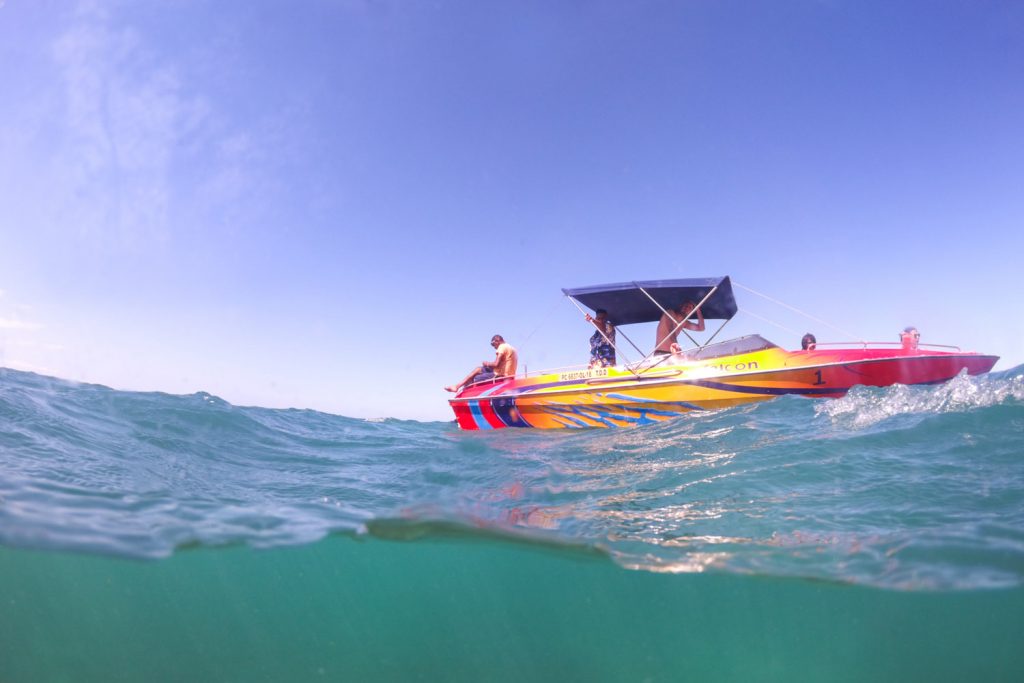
448;277;999;429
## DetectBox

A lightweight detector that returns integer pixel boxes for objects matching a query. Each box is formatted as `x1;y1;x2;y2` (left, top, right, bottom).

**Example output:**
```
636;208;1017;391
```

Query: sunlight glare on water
1;366;1023;591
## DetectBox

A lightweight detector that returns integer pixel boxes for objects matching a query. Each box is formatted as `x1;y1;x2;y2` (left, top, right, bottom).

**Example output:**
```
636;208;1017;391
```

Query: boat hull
448;347;999;430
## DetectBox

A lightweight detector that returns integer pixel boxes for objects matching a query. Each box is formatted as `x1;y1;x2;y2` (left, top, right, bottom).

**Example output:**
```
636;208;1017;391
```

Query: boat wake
818;366;1024;429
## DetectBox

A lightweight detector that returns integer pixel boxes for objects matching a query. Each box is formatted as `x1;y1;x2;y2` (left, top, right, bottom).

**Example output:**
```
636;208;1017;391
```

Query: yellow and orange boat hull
449;346;998;429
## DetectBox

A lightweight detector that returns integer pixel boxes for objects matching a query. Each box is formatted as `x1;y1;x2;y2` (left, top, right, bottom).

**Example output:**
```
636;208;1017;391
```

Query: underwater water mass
2;366;1023;681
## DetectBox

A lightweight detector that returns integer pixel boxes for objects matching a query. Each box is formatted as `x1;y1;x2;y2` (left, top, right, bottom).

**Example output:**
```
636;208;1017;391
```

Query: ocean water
2;366;1024;682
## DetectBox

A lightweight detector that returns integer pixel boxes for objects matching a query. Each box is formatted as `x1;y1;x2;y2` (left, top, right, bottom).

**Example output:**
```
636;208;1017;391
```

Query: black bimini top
561;276;737;326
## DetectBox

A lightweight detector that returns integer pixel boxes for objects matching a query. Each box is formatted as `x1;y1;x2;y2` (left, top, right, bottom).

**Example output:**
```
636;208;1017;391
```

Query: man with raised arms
654;301;705;355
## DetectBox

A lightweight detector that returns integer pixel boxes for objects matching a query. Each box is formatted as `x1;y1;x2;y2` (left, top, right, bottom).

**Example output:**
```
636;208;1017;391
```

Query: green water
3;535;1022;682
4;367;1024;680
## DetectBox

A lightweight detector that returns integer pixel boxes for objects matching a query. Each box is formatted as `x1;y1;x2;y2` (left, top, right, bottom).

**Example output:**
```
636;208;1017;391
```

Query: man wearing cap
445;335;518;393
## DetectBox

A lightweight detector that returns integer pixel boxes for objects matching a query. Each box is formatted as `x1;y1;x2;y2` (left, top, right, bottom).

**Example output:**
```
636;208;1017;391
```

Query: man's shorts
470;370;496;385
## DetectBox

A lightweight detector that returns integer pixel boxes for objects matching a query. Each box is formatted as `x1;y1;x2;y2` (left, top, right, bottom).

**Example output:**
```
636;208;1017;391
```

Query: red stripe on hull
831;355;997;388
476;398;506;429
451;402;477;430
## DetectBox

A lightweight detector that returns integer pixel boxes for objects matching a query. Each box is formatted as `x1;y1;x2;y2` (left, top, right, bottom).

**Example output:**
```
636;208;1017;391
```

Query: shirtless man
445;335;518;392
654;301;705;355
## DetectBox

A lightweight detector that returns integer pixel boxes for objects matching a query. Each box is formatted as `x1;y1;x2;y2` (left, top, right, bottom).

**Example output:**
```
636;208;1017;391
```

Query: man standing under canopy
584;308;616;367
654;301;705;355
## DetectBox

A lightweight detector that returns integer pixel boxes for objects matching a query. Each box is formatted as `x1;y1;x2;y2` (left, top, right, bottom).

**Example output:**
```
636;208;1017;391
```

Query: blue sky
1;0;1021;421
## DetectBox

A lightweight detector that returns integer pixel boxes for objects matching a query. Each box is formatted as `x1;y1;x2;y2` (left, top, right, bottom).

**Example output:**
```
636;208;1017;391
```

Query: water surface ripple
2;366;1023;590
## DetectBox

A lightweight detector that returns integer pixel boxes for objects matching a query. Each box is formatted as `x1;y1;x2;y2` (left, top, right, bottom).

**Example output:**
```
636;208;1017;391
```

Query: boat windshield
679;335;778;361
628;335;779;372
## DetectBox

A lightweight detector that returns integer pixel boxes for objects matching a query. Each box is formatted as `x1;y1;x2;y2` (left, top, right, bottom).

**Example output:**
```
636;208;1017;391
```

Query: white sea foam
817;370;1024;429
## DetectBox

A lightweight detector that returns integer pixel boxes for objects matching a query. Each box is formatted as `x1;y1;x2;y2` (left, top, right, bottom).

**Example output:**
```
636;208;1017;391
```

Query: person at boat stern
654;301;705;355
900;326;920;350
445;335;518;393
584;308;616;367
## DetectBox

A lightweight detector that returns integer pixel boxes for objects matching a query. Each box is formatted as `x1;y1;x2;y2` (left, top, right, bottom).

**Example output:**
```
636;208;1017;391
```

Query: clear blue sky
1;0;1021;421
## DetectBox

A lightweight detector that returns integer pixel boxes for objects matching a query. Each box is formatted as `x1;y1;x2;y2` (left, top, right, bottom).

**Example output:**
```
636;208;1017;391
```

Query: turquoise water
2;366;1024;681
